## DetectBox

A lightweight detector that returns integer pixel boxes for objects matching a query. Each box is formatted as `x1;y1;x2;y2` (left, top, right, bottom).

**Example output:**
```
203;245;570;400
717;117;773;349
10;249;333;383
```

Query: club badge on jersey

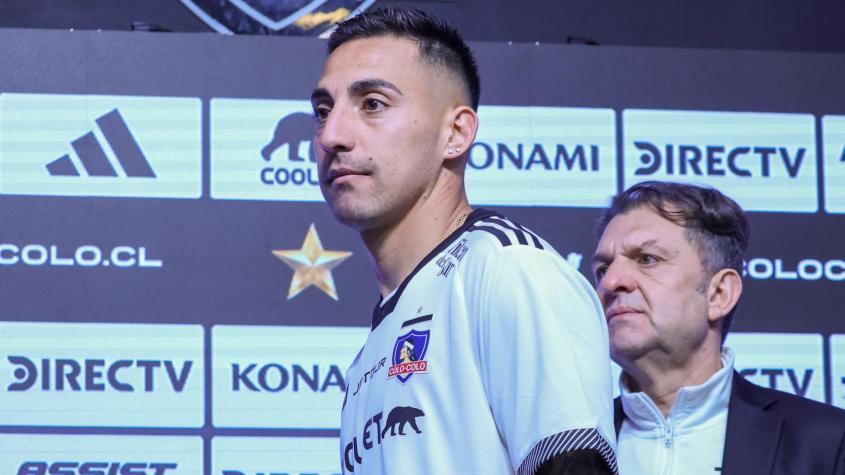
387;329;430;383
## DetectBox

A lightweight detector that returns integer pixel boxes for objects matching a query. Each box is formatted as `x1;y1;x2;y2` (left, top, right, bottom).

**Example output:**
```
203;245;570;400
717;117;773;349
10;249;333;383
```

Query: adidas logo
45;109;156;178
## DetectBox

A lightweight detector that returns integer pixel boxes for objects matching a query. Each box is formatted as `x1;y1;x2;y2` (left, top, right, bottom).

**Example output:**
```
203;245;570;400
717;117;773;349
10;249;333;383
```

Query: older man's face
592;206;712;365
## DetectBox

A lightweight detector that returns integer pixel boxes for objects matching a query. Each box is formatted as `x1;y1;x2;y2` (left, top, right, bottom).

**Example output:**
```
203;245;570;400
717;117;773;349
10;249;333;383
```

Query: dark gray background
1;0;844;53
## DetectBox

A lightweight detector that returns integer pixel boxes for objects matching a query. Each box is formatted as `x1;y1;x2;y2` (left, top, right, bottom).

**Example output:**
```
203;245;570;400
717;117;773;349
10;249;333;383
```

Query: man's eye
363;98;386;112
313;105;331;121
638;254;658;265
594;266;607;281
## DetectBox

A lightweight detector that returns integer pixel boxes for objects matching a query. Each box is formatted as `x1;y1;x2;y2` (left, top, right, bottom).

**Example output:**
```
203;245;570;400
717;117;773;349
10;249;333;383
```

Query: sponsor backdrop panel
0;434;203;475
212;325;368;429
733;213;845;334
210;98;321;202
0;322;204;427
467;106;617;207
726;333;825;402
831;335;845;409
0;199;374;327
623;109;818;213
0;93;202;199
823;115;845;213
0;27;844;475
212;436;341;475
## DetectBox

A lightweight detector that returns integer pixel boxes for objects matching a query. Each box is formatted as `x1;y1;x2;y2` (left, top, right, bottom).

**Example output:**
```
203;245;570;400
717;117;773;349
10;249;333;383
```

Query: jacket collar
720;371;783;474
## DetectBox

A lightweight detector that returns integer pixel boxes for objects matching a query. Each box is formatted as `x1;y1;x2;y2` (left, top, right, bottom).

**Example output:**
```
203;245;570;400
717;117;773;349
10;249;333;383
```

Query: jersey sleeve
461;243;618;474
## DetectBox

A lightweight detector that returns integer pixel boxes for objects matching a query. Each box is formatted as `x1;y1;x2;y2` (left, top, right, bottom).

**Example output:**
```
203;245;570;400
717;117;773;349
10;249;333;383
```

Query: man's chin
609;336;653;362
328;204;379;232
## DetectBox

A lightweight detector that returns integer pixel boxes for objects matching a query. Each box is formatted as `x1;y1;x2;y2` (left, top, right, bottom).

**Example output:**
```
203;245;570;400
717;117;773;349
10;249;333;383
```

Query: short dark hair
595;181;750;341
328;7;481;110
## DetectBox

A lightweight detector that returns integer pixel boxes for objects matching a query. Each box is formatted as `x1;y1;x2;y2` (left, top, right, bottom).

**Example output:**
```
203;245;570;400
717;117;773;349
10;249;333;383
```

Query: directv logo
0;93;201;199
45;109;156;178
623;109;817;213
0;322;204;427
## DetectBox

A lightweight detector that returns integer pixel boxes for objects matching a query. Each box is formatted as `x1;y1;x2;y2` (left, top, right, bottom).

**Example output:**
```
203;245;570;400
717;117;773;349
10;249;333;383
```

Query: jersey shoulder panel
463;214;547;251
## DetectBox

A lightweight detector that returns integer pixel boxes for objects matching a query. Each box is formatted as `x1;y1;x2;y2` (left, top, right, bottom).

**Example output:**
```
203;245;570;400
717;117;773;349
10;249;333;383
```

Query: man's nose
317;105;354;154
597;259;638;299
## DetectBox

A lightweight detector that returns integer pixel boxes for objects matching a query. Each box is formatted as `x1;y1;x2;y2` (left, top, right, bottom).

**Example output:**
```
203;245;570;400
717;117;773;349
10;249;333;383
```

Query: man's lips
326;167;369;184
605;306;643;320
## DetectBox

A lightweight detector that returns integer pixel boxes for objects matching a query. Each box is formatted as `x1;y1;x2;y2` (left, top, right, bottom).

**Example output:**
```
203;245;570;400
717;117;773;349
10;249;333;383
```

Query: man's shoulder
731;372;845;425
460;211;551;255
455;213;578;286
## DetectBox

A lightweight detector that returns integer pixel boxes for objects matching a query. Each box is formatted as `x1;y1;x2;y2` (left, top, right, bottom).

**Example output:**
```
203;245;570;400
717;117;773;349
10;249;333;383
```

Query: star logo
273;224;352;300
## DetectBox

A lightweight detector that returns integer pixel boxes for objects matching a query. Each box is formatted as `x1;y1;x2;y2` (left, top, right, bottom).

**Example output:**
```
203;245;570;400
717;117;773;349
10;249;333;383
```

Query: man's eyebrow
591;253;611;266
591;238;671;265
637;238;676;257
348;79;403;97
310;88;332;103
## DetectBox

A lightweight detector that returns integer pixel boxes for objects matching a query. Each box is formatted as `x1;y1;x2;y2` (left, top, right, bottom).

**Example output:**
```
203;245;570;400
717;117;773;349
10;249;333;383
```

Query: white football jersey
340;209;617;474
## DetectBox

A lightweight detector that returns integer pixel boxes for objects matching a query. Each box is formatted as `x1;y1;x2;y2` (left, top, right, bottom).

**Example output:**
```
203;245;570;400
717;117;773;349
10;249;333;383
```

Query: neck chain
449;210;472;235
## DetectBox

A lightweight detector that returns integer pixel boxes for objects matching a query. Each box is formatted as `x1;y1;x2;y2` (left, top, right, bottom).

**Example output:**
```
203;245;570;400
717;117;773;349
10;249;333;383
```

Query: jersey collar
370;208;498;330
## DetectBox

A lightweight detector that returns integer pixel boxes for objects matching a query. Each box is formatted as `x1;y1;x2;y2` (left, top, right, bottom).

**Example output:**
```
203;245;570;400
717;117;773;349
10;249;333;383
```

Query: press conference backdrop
0;28;844;475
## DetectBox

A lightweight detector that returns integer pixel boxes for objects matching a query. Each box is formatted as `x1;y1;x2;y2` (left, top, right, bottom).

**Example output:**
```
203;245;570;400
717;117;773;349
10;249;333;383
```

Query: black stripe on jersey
401;314;433;328
467;224;512;247
485;216;544;250
517;428;618;475
484;216;528;245
513;221;544;250
473;217;544;250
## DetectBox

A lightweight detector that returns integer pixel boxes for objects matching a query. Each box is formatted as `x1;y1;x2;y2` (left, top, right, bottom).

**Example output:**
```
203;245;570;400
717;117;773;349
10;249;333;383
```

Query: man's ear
706;268;743;324
443;105;478;161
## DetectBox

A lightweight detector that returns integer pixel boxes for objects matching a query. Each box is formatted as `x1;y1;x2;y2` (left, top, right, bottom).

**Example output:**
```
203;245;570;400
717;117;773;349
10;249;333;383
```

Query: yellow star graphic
273;224;352;300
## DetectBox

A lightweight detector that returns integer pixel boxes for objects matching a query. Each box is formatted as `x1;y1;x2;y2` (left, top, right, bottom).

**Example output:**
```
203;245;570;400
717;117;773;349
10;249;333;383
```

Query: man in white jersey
310;7;617;474
592;181;845;474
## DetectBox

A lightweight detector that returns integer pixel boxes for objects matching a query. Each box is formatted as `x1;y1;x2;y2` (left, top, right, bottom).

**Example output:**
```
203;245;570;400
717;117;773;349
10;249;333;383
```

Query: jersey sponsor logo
822;115;845;213
351;357;387;398
0;93;202;199
623;109;817;213
387;330;430;383
465;106;617;207
343;406;425;472
210;99;325;202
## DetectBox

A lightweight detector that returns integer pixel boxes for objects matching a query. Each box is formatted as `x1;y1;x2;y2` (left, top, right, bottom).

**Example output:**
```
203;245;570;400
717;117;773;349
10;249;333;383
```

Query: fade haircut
595;181;750;342
328;7;481;110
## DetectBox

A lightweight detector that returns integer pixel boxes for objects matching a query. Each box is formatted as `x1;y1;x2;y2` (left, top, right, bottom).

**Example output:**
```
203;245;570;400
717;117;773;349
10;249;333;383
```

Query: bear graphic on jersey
381;406;425;437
